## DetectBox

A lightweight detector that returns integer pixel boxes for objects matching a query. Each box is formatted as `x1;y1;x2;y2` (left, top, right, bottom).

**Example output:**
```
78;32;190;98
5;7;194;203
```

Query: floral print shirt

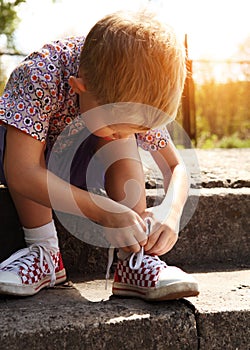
0;36;170;152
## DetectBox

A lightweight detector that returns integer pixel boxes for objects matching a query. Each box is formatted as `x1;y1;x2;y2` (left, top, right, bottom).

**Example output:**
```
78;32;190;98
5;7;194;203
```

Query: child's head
79;10;186;129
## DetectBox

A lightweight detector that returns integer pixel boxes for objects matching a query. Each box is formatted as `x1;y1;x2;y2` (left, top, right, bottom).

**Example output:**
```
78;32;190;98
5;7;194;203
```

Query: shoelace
133;254;167;271
129;217;152;270
105;217;152;289
0;244;57;287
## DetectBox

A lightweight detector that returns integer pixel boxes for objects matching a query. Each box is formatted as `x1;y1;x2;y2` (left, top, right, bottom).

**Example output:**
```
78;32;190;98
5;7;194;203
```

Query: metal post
182;34;197;147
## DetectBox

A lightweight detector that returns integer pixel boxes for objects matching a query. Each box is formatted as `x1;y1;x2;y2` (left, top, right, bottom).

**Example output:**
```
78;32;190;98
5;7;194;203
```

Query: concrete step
0;148;249;274
0;269;249;350
159;187;250;270
56;186;250;276
0;185;249;275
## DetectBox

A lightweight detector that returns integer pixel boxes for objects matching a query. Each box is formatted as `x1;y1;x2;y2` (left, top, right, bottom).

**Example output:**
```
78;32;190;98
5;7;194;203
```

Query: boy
0;10;199;300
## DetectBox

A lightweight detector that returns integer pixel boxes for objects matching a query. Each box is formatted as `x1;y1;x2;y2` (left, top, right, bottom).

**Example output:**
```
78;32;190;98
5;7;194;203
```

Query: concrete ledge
1;186;249;274
0;149;249;274
47;186;250;274
0;269;249;350
0;288;197;350
161;187;250;270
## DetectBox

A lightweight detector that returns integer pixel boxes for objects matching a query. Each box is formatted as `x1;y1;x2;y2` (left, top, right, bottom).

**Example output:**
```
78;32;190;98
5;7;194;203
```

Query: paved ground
0;269;249;350
72;269;250;313
141;148;250;188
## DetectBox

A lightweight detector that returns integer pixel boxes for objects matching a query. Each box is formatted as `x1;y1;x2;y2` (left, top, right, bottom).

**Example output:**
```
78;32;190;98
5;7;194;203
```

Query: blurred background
1;0;249;148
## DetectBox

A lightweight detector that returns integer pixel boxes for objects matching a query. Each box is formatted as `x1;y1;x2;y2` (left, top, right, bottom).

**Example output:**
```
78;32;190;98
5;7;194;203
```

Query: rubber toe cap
0;271;22;284
158;266;198;286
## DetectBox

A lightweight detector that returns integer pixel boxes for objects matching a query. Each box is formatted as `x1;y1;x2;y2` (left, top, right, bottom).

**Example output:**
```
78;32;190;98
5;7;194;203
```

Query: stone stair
0;149;249;349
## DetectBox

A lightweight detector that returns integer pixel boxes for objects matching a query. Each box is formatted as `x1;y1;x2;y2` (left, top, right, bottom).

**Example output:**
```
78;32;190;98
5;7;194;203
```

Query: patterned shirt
0;36;170;152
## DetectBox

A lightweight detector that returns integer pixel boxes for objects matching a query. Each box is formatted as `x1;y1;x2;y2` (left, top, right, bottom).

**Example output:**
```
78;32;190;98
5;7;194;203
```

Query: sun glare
15;0;250;61
2;0;248;82
158;0;250;60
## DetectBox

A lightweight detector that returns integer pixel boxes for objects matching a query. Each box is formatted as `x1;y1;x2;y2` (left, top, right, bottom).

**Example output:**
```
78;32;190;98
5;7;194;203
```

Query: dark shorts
0;125;105;191
0;126;6;185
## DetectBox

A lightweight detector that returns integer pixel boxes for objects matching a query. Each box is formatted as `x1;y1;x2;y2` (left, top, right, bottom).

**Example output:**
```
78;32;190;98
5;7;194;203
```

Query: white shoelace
133;254;167;271
129;218;152;270
105;218;152;289
0;244;57;287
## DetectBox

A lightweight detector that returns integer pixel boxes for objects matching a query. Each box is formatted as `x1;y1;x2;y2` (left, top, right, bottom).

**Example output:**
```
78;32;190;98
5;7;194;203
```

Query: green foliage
195;80;250;148
0;0;26;50
0;66;8;95
197;132;218;149
197;133;250;149
0;79;6;94
0;1;26;96
218;134;250;148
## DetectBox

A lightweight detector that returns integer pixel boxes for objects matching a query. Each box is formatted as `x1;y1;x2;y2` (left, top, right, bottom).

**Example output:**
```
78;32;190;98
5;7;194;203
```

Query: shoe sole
0;269;67;297
112;281;199;301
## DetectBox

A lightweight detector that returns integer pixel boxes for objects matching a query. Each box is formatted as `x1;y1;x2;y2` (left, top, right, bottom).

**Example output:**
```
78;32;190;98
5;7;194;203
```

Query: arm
4;126;146;251
143;141;189;255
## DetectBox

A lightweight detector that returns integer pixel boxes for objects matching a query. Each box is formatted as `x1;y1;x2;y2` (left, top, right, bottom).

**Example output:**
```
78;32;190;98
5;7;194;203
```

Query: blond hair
79;10;186;128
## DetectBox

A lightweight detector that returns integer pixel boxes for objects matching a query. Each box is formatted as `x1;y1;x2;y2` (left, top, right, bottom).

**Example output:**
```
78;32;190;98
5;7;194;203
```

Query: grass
197;133;250;149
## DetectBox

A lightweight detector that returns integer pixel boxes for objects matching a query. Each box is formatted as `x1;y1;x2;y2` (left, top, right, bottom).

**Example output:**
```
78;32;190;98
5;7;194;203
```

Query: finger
137;214;147;232
147;237;171;255
147;235;177;255
121;246;132;253
140;211;154;221
117;232;142;250
146;231;167;254
144;229;162;252
126;243;141;253
131;219;147;243
139;238;148;247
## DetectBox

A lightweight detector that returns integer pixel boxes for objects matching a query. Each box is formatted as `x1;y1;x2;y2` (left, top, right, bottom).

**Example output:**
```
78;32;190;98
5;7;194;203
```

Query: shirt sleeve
136;126;170;151
0;47;61;143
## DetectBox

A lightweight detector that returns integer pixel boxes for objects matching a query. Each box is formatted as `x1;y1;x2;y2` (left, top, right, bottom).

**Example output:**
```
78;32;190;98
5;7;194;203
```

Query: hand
99;201;148;253
141;206;179;256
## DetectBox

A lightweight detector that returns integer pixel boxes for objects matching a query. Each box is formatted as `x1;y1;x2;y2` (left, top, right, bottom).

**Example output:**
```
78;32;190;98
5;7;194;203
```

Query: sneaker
112;254;199;301
0;244;67;296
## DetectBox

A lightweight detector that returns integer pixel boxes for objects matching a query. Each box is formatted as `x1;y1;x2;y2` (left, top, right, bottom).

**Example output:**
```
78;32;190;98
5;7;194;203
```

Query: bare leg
3;126;53;229
7;188;53;229
0;127;65;297
95;136;147;257
96;136;147;215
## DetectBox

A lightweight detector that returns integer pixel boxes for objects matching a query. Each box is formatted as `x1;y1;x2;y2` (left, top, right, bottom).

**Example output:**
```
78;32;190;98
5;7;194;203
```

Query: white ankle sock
23;220;59;251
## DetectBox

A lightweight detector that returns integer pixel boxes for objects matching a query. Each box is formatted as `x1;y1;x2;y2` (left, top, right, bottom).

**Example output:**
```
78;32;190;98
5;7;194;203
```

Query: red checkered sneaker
112;254;199;301
0;244;66;296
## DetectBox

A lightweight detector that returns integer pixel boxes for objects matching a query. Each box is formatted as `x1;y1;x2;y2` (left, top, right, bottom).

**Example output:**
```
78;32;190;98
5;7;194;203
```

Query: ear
69;76;87;94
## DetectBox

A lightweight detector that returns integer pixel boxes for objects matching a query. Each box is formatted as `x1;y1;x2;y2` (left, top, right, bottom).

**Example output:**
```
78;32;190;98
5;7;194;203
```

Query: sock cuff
23;220;57;241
